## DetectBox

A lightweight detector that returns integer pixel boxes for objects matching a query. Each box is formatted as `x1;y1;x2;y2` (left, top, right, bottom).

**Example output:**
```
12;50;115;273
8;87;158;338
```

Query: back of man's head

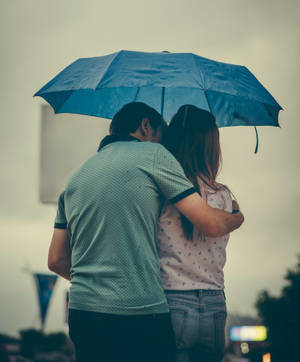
110;102;165;136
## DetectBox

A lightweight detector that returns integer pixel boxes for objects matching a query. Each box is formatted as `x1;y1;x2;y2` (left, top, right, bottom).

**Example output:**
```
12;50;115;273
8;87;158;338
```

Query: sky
0;0;299;336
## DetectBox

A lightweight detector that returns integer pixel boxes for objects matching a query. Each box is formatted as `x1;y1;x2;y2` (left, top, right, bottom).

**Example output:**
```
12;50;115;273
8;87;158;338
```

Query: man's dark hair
110;102;165;135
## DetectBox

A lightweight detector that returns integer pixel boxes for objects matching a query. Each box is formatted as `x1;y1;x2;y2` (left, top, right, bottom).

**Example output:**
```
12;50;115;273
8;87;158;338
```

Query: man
48;102;244;362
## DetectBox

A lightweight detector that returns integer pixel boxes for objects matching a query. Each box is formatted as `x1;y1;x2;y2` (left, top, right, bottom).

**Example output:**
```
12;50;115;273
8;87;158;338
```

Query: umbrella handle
254;126;259;154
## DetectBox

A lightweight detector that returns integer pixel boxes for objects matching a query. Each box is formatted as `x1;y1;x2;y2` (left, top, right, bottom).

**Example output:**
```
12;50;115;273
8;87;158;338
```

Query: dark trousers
69;309;176;362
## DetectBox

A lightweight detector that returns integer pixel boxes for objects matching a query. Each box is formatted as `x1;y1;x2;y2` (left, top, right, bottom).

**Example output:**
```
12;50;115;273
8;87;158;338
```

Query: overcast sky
0;0;299;336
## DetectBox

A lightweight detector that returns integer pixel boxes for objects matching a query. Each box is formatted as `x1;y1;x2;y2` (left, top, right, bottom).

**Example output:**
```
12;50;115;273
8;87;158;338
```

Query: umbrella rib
191;54;205;88
161;87;165;116
203;90;212;113
53;90;75;114
133;87;140;101
95;51;122;90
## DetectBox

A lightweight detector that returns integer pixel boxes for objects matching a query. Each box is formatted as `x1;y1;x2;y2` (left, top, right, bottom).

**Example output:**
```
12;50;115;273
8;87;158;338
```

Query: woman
158;105;239;362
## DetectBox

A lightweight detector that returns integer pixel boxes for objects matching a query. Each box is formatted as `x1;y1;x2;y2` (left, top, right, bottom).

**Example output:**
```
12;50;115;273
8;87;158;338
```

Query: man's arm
48;229;71;281
174;192;244;237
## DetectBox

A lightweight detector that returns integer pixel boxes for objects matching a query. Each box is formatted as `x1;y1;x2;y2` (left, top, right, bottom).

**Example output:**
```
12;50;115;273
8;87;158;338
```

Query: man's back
56;139;194;315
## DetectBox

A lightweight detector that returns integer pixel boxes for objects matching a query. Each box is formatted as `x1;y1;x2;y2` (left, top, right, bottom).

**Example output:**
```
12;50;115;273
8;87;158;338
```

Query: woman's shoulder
196;177;230;194
218;184;232;198
196;177;232;210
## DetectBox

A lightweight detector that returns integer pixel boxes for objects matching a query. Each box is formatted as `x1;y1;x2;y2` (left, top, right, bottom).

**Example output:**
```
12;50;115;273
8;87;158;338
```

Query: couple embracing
48;102;244;362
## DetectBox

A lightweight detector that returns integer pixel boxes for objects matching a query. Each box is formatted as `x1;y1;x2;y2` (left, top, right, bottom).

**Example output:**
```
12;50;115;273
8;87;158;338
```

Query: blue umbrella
34;50;282;130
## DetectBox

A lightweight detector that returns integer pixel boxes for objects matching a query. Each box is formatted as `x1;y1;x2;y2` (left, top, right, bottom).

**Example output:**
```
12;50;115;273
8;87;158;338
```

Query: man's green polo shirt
55;137;195;315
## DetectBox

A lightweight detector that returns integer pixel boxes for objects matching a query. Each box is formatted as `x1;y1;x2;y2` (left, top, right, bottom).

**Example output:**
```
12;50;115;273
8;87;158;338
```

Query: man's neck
97;134;140;151
129;131;144;141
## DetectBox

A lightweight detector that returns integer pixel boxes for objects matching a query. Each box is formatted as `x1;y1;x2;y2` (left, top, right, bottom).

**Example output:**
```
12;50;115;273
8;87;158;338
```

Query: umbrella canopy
34;50;282;127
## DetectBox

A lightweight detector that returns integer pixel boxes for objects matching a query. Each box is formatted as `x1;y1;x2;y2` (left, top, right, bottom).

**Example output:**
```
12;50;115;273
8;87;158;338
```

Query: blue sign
34;273;58;328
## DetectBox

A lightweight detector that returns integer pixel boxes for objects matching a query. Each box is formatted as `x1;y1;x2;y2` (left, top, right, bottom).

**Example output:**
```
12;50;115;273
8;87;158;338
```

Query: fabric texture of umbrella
34;50;282;128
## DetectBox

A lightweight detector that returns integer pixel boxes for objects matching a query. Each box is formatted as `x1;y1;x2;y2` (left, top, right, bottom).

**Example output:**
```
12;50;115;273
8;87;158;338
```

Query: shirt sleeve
152;145;196;203
222;186;233;213
54;191;67;229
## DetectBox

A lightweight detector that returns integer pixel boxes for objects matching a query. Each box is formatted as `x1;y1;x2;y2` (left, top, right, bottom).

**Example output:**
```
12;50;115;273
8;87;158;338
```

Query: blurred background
0;1;299;361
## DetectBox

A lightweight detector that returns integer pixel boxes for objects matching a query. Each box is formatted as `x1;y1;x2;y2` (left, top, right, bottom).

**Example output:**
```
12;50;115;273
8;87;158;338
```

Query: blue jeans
165;290;227;362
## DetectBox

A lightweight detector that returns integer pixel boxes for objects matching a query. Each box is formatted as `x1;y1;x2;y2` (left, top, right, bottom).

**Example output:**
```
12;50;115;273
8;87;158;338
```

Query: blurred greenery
256;255;300;362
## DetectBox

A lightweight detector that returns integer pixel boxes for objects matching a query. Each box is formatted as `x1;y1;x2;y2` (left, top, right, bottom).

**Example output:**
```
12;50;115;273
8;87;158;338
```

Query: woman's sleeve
222;186;233;213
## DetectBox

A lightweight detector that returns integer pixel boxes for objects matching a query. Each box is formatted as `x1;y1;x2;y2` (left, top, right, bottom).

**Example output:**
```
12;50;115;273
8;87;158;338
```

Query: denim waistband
165;289;224;297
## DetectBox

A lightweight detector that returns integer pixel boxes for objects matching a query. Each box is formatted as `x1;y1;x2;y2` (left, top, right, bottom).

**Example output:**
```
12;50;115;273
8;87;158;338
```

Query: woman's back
158;177;232;291
159;104;240;361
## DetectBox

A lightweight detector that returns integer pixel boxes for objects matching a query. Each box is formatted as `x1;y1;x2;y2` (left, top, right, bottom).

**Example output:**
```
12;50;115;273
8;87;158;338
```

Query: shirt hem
164;287;224;291
68;301;169;315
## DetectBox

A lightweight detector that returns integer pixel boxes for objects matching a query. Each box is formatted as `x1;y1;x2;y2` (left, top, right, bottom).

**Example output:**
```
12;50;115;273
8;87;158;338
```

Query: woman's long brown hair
163;105;223;239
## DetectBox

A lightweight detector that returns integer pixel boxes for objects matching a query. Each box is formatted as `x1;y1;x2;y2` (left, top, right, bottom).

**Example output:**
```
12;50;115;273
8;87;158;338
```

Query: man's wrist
232;210;244;230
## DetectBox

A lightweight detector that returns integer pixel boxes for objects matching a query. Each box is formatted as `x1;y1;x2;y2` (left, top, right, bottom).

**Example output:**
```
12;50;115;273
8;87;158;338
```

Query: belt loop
198;289;202;301
198;289;206;310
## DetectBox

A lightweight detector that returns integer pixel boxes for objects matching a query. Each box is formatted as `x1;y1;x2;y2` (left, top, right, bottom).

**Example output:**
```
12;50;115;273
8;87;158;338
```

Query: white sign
39;105;110;204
